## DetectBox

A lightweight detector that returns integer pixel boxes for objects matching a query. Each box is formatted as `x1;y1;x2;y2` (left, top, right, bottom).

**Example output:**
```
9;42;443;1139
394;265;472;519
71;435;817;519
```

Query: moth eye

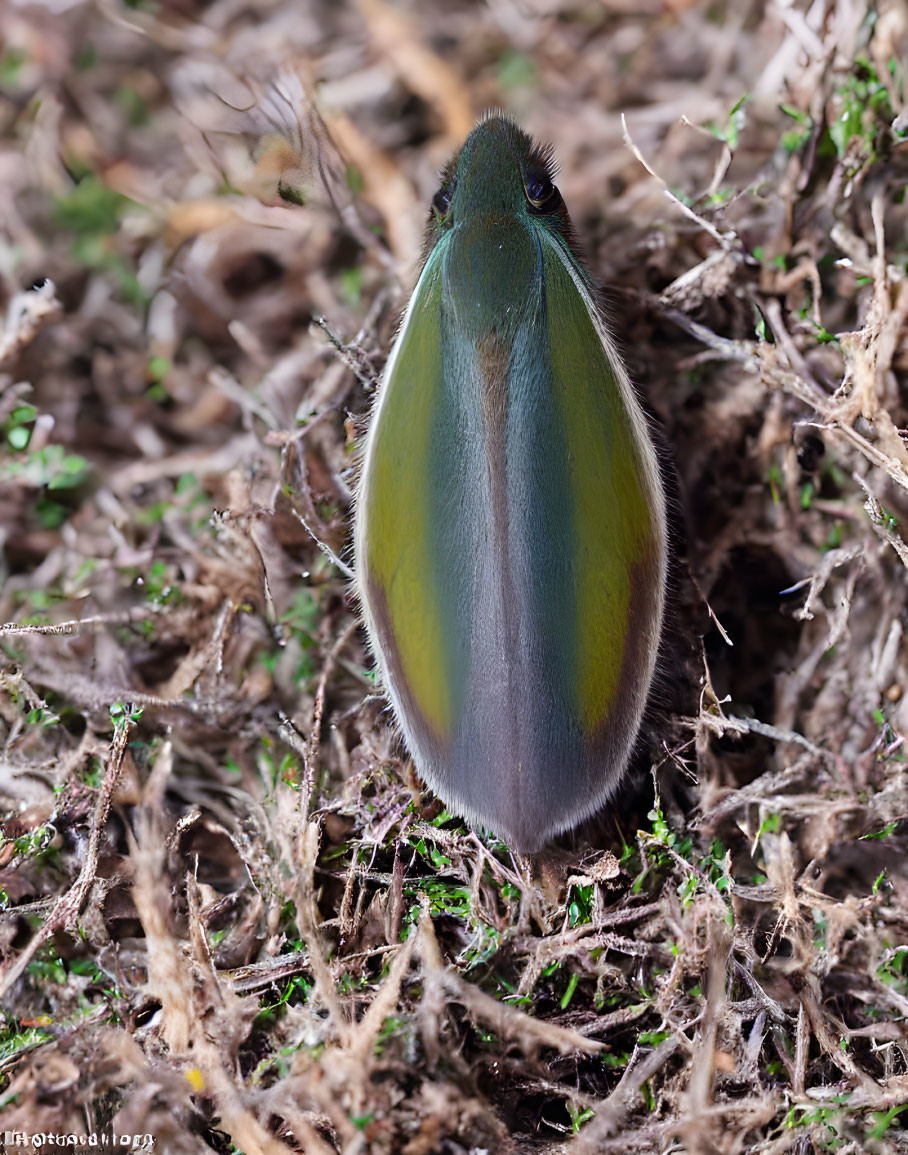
432;186;453;218
525;173;556;210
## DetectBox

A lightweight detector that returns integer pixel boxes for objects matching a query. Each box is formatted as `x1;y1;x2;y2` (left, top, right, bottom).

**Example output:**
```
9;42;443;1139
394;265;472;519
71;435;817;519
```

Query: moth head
427;113;565;234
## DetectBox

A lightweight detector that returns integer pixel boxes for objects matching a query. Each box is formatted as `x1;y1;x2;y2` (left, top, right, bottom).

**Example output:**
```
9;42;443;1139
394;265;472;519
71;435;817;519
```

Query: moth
354;114;667;852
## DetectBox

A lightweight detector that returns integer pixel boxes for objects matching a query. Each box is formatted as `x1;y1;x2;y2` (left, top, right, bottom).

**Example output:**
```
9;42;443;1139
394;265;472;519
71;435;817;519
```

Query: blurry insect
355;114;667;851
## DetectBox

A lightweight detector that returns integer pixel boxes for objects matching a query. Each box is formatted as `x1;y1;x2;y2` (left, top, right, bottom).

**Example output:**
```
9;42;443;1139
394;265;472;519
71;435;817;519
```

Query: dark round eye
525;174;556;209
432;186;453;218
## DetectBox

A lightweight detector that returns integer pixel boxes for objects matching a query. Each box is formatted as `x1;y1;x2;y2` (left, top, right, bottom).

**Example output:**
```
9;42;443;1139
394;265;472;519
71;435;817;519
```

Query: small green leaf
560;971;580;1009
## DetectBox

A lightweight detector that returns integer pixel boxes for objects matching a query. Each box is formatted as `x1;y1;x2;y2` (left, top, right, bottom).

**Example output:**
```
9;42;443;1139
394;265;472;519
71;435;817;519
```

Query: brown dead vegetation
1;1;908;1152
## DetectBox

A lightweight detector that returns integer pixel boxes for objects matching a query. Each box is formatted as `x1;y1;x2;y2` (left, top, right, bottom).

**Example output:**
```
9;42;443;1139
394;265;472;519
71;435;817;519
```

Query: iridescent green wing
435;229;667;850
535;231;665;740
355;240;462;760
